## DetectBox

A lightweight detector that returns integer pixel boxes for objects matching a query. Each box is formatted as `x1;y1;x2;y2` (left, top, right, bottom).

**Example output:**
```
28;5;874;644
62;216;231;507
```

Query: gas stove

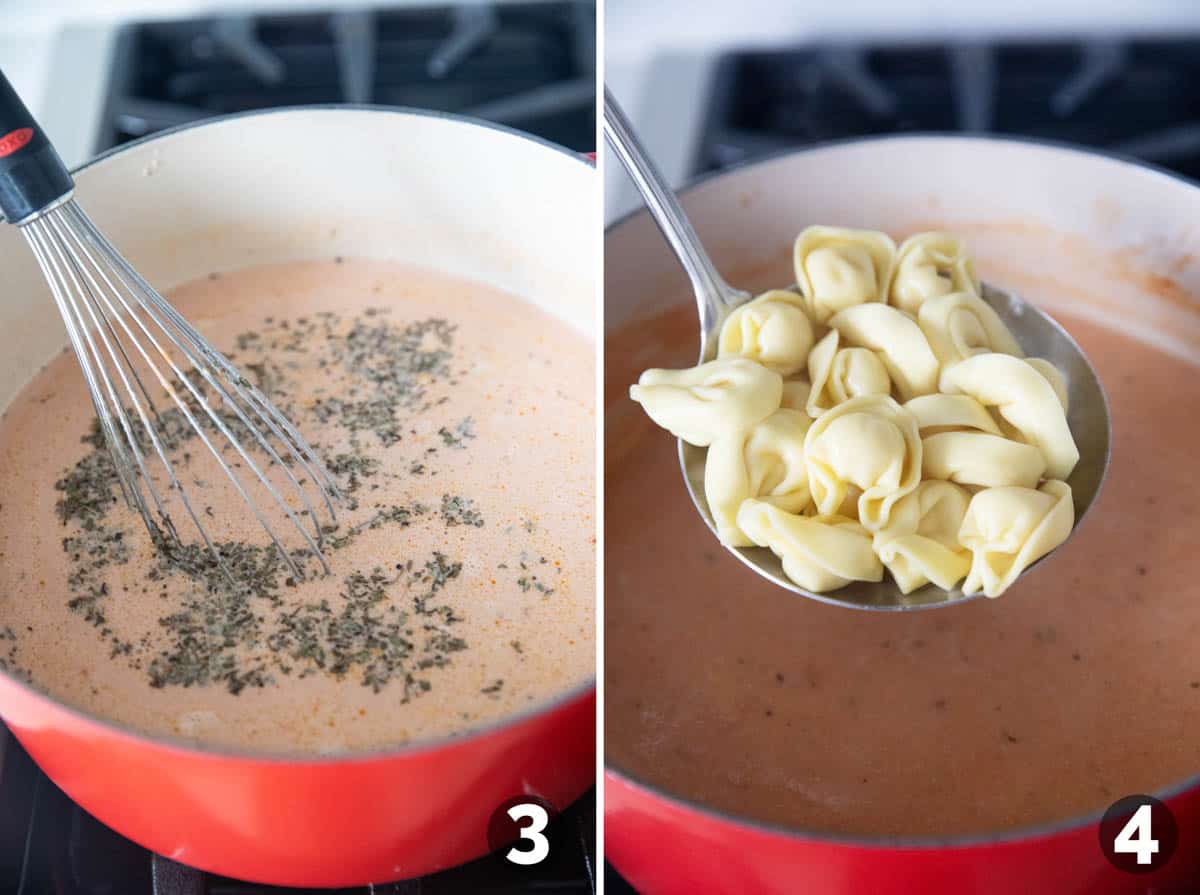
694;36;1200;179
0;723;595;894
95;2;595;156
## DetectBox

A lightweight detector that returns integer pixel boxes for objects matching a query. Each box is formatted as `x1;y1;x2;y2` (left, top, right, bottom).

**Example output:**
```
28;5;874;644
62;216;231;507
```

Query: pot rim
603;130;1196;236
604;131;1200;849
0;104;596;765
75;101;595;185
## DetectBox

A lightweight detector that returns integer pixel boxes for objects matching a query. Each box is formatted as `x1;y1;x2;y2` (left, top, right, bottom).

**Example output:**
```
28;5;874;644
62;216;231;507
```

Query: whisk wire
43;212;316;581
45;212;328;578
97;245;338;547
26;215;227;570
20;199;342;583
64;202;345;517
62;204;342;532
23;218;183;549
40;215;239;568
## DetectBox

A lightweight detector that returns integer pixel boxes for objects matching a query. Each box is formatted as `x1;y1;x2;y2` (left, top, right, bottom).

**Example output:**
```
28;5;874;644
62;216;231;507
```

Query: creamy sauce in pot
606;301;1200;837
0;259;594;754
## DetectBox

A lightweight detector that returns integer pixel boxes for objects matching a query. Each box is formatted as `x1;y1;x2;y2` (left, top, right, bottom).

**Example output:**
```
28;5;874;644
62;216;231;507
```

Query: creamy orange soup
0;259;594;753
606;299;1200;838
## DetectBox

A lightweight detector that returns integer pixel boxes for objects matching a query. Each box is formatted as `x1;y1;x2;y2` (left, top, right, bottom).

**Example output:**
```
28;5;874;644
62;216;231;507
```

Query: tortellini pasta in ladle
904;393;1001;436
829;303;941;400
630;358;782;447
1027;358;1069;412
890;232;980;315
805;395;922;531
873;480;973;593
717;289;815;376
705;408;812;546
917;293;1068;412
806;330;891;417
630;225;1081;598
780;378;813;412
939;353;1079;480
959;480;1074;598
918;291;1023;368
737;500;883;593
794;226;897;324
922;430;1047;489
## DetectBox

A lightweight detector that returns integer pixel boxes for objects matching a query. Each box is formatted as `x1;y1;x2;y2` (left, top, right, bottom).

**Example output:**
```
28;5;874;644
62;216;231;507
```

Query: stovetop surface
694;35;1200;181
96;2;595;156
0;723;595;894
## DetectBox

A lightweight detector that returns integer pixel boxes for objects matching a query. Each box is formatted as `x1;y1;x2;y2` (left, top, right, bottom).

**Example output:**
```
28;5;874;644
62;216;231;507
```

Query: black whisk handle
0;68;73;225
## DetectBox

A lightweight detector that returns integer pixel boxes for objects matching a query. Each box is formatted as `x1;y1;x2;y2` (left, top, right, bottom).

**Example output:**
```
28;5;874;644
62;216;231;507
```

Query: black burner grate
694;37;1200;180
96;2;596;155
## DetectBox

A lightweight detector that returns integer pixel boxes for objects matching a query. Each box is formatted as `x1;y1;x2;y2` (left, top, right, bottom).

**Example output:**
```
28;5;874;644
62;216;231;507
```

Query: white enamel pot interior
2;107;594;411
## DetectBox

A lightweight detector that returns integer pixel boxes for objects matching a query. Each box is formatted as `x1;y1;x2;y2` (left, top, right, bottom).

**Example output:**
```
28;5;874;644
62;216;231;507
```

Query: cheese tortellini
890;232;980;315
805;395;922;531
630;225;1082;597
1027;358;1069;411
922;431;1047;489
830;303;940;400
794;226;897;324
780;379;813;411
737;500;883;593
939;353;1079;480
806;330;891;417
705;409;812;546
918;291;1023;368
959;480;1074;598
904;393;1001;435
873;481;972;593
718;289;815;376
630;359;782;446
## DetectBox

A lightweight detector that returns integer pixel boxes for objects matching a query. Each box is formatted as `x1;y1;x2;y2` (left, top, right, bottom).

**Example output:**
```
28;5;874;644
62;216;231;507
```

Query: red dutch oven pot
604;135;1200;895
0;107;595;887
606;770;1200;894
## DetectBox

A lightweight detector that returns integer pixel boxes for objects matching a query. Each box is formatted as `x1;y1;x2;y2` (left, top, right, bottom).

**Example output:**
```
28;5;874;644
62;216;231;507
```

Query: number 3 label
1113;804;1158;865
506;802;551;866
1099;794;1177;874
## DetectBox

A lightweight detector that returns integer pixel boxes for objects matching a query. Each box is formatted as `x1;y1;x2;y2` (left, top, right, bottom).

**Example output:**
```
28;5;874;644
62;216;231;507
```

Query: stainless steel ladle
603;86;1111;610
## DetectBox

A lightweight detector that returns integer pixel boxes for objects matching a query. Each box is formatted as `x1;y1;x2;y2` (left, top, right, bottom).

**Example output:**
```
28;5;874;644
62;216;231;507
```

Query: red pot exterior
0;670;593;887
606;770;1200;895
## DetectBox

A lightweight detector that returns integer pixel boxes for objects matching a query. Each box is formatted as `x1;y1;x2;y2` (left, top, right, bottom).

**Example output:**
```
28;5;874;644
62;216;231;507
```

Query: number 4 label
1099;794;1177;873
1113;804;1159;866
506;802;551;866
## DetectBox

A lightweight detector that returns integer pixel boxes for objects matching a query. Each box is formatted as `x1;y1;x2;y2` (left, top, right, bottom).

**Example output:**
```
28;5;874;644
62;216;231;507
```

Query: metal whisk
0;70;340;583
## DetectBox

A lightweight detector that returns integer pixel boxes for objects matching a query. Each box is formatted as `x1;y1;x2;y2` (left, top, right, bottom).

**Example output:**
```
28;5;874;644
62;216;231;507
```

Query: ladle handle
603;87;737;338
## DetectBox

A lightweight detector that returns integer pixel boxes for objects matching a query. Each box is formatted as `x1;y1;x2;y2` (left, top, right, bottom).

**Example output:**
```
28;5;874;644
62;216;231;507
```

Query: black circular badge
487;795;559;867
1098;794;1178;874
